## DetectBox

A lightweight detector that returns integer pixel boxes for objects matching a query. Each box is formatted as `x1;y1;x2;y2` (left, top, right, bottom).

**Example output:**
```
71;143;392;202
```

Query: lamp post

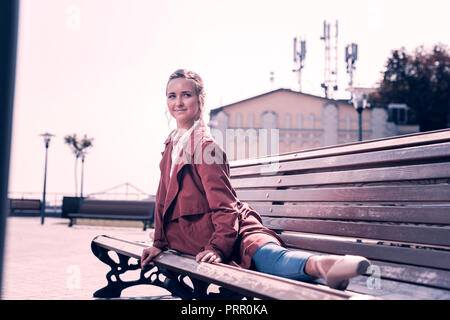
40;132;54;225
80;152;85;198
354;96;366;142
347;87;375;141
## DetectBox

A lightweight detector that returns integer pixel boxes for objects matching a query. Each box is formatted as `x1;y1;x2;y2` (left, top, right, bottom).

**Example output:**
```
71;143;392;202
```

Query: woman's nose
175;96;183;106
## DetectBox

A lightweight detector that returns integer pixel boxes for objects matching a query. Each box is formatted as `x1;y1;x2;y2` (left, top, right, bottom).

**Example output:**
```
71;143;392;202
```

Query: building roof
209;88;353;117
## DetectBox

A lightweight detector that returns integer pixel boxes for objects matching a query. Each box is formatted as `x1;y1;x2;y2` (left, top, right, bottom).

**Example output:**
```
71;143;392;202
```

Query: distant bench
9;198;41;216
90;129;450;300
63;197;154;231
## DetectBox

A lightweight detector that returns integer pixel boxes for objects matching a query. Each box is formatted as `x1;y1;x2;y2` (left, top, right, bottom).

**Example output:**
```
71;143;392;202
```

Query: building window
297;114;302;129
261;111;278;129
309;114;315;129
285;114;291;129
388;103;408;125
236;112;242;127
248;113;254;128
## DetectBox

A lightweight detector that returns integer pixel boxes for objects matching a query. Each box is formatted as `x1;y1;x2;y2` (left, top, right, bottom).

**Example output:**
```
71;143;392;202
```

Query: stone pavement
1;217;178;300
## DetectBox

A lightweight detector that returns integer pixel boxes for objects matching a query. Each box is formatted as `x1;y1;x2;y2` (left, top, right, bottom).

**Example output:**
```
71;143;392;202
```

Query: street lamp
347;87;376;141
80;152;85;198
40;132;54;225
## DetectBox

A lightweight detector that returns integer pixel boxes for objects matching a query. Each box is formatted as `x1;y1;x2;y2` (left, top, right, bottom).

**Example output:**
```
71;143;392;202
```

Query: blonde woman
141;69;370;290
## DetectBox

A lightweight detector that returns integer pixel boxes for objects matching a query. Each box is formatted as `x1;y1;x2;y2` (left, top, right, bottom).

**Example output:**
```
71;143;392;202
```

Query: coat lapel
162;143;186;219
161;127;209;219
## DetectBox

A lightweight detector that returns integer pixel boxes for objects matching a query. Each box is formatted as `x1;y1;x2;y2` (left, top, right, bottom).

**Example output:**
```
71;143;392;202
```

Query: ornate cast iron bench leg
91;240;173;298
91;240;254;300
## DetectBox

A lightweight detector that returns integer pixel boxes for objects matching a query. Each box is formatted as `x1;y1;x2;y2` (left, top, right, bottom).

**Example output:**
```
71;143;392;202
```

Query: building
208;88;419;161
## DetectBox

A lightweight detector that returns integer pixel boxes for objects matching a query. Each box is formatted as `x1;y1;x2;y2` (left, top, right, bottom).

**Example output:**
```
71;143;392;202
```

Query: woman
141;69;370;290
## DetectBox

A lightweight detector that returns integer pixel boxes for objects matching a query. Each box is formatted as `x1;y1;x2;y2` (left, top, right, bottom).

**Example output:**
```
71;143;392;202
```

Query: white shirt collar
169;119;201;178
171;119;201;146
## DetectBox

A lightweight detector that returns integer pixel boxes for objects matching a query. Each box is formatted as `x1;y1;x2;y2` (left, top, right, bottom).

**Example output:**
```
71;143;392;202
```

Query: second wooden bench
64;198;154;231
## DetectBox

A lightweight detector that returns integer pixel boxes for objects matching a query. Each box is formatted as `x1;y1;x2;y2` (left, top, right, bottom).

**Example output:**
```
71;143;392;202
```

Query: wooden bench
90;129;450;300
64;198;154;231
8;198;41;216
91;235;371;300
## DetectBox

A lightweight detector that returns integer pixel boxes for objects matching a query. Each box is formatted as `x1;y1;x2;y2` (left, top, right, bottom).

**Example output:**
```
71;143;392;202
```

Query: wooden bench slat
83;200;153;204
373;260;450;290
230;129;450;168
65;198;155;230
280;243;450;290
82;203;153;208
347;273;450;299
155;251;357;300
92;235;369;300
231;142;450;177
10;199;41;209
263;217;450;246
9;199;42;216
92;235;148;258
232;162;450;188
82;202;153;209
250;204;450;224
237;185;450;202
280;232;450;270
79;207;152;214
69;214;152;220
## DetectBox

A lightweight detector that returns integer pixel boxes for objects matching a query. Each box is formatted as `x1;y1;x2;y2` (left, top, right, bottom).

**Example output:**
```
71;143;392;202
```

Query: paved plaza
1;217;178;300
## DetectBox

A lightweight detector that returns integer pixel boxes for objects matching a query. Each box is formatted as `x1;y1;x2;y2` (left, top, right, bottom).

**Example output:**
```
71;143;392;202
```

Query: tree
64;134;94;197
371;44;450;132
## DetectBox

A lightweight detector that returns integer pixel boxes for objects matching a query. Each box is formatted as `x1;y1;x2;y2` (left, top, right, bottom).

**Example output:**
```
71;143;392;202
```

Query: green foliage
64;134;94;196
64;134;94;158
372;44;450;131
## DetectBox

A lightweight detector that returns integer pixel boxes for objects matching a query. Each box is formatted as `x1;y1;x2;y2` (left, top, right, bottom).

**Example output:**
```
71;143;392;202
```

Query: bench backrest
80;199;155;217
62;197;155;218
229;129;450;297
9;198;41;210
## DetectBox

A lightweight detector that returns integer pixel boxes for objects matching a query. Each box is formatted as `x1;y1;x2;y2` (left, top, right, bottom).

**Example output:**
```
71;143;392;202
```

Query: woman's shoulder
192;127;227;164
193;126;224;150
163;129;177;145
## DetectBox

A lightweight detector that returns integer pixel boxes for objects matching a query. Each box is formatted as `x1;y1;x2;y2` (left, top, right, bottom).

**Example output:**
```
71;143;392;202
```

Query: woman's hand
141;246;162;268
196;249;223;264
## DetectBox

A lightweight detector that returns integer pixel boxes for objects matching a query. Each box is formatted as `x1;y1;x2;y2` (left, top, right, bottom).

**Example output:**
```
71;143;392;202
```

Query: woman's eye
183;93;192;97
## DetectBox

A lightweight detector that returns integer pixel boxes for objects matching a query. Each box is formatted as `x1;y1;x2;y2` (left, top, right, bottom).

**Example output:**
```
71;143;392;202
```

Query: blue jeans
252;242;318;282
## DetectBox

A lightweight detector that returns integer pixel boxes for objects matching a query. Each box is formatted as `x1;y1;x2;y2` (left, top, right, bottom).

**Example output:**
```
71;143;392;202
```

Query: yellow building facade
208;89;418;161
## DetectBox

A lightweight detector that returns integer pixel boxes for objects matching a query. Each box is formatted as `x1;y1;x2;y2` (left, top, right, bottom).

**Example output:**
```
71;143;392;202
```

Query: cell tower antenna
292;36;306;92
346;43;358;88
320;20;339;99
269;71;275;88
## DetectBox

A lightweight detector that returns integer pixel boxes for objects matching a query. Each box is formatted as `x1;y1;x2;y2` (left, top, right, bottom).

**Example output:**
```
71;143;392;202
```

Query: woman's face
166;78;200;130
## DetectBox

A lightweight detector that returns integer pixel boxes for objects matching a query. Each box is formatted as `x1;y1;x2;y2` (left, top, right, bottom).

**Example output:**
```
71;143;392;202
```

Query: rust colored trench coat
152;126;283;268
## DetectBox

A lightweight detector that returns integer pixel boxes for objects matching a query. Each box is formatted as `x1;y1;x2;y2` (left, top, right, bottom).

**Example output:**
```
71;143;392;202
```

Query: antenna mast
269;71;275;88
320;20;339;99
292;36;306;92
345;43;358;88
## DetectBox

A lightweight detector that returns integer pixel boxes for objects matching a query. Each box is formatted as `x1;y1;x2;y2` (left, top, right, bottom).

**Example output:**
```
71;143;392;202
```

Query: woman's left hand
196;249;223;264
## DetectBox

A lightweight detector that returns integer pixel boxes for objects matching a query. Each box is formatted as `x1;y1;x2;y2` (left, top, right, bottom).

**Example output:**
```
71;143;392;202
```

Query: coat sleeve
194;140;240;260
152;167;169;250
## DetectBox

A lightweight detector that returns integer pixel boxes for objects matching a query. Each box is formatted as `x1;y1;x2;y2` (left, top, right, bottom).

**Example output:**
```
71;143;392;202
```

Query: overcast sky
8;0;450;199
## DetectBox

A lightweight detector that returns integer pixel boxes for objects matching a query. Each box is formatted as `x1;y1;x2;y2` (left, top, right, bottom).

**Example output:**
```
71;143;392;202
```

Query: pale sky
8;0;450;198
